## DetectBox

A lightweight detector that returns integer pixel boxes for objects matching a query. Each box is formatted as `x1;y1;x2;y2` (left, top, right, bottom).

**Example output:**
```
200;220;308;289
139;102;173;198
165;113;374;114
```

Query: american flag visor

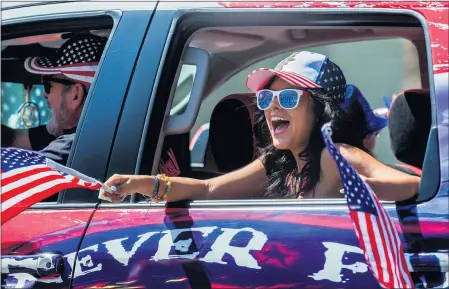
24;57;98;86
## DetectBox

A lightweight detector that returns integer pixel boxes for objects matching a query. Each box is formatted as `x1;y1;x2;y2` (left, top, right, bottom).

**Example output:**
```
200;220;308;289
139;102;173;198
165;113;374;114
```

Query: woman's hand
103;174;153;202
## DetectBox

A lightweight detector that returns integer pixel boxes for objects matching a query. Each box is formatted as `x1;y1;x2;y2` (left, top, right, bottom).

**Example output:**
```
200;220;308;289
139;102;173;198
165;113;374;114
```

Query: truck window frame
114;8;440;208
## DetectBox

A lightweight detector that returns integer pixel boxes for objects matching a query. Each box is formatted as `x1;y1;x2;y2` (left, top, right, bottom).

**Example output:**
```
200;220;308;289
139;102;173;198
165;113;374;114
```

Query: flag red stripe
371;194;400;287
277;71;312;87
365;213;384;284
282;71;320;88
1;179;80;224
398;241;412;287
357;213;380;285
280;72;316;88
2;174;67;202
275;71;320;88
374;217;397;288
274;71;307;87
1;167;51;186
70;177;101;190
374;189;411;287
384;215;404;287
394;219;412;287
381;214;402;287
379;205;411;287
352;218;375;282
398;251;412;287
375;210;395;287
350;211;368;253
1;148;103;225
353;210;394;288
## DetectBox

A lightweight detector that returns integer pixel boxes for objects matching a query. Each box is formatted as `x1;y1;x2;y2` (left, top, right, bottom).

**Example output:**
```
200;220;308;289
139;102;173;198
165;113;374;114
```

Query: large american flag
320;123;414;289
1;147;104;224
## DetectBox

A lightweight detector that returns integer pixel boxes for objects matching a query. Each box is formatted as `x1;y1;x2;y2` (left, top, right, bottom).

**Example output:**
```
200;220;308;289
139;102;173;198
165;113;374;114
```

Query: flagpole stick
45;159;114;193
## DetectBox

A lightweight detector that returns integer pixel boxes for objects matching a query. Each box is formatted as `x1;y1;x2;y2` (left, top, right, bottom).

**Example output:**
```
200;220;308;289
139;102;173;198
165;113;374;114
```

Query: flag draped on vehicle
1;147;105;224
320;123;414;289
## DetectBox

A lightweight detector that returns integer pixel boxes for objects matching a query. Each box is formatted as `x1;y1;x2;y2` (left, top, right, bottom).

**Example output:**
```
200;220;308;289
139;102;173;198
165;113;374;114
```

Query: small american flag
1;147;106;224
320;123;414;289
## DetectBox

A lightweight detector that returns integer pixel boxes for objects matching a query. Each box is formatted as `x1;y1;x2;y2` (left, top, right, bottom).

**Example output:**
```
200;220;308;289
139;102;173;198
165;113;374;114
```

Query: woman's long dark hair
253;79;371;199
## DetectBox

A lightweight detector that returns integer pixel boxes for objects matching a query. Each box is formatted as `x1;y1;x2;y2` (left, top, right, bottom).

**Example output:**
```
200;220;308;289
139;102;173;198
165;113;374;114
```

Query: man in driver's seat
7;33;107;165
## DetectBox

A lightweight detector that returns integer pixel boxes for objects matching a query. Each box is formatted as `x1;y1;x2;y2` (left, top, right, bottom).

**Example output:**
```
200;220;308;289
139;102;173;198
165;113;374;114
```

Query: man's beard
46;98;68;137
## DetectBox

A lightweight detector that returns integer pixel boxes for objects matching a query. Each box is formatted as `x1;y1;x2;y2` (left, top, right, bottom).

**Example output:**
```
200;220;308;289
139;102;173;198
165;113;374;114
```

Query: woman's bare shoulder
319;143;365;166
322;143;380;174
317;145;345;197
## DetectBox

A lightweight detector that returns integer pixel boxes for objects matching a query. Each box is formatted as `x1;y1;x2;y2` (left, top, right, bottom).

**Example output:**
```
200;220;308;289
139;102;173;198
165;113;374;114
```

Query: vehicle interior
1;15;112;132
1;12;437;203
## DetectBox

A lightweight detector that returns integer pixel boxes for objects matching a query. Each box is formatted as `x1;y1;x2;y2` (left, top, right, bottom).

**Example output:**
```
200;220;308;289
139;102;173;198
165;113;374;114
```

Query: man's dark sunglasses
42;76;77;94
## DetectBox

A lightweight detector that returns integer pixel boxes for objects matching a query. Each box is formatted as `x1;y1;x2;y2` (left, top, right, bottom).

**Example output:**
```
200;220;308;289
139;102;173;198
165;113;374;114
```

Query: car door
73;3;448;289
1;2;156;289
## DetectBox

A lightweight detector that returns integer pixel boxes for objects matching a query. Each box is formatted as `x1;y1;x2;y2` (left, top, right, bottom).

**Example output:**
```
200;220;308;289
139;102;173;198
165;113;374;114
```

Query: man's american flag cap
24;33;107;86
246;51;347;102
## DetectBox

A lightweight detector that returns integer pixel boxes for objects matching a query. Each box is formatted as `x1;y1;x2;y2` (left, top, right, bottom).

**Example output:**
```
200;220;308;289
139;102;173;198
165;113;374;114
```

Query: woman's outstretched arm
103;158;267;202
320;144;420;201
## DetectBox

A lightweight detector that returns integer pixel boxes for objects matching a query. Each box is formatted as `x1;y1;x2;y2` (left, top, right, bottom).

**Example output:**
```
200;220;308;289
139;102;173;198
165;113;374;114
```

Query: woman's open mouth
271;116;290;136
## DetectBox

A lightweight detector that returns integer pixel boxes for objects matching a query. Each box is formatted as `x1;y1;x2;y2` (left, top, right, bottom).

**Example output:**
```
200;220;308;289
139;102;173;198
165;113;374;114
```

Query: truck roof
1;1;74;11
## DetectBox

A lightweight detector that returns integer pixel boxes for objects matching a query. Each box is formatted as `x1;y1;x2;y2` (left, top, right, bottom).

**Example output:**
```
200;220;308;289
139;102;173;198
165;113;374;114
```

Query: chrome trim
101;198;396;209
29;203;98;209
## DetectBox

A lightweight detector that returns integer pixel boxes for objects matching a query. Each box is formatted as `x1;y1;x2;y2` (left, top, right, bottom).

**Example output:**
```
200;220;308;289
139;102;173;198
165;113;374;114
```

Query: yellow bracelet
156;174;172;201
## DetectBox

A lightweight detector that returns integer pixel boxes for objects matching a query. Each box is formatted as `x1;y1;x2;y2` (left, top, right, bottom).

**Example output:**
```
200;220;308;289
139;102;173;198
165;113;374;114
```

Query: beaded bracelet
151;176;160;200
155;173;172;201
162;180;172;201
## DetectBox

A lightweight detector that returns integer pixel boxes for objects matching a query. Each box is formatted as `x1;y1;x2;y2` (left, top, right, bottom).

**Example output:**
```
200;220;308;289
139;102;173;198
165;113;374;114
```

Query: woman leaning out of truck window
103;51;420;203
